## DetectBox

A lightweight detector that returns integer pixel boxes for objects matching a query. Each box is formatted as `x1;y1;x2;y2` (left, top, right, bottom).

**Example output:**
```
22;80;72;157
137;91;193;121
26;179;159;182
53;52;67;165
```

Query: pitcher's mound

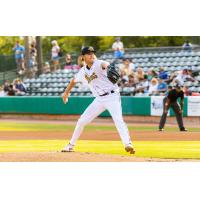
0;152;197;162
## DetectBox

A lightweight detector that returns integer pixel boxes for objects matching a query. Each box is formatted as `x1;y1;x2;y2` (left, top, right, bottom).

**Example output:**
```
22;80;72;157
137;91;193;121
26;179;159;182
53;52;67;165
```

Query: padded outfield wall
0;96;199;117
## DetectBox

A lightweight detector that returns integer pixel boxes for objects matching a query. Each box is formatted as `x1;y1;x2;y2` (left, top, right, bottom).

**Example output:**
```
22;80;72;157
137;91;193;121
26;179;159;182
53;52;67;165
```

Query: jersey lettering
85;72;98;83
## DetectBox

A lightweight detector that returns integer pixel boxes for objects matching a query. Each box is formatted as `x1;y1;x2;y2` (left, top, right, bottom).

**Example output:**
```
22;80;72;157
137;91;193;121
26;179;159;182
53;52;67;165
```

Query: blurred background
0;36;200;98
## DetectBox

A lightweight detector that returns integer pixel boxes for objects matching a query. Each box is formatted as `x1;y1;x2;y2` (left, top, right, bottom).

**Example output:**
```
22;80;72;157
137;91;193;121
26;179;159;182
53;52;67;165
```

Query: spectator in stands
119;58;134;76
51;40;60;71
165;71;177;84
126;74;137;87
13;78;26;96
174;69;195;85
42;62;51;74
121;74;137;88
158;67;168;80
135;67;145;82
13;41;25;75
134;74;149;94
64;54;73;69
188;69;196;78
131;60;136;71
112;37;124;59
6;84;15;96
65;54;72;65
157;78;167;95
148;78;159;96
147;68;158;81
29;43;37;68
27;43;38;78
119;71;129;87
0;86;6;96
64;54;80;70
3;80;10;93
182;40;192;51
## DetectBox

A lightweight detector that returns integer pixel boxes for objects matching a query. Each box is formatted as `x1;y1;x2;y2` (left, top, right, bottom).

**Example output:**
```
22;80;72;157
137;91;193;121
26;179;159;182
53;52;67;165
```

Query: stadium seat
22;46;200;97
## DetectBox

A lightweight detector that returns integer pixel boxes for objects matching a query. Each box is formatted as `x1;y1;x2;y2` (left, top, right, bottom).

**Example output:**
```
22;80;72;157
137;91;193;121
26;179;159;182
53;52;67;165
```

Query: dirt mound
0;152;199;162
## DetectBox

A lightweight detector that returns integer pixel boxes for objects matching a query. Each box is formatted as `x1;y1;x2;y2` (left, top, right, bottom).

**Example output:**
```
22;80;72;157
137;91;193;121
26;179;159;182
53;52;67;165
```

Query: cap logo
88;47;94;51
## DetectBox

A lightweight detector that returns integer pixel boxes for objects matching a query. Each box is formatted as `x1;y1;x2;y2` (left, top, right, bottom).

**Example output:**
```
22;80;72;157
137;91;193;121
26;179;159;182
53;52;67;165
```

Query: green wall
0;96;193;116
0;96;151;116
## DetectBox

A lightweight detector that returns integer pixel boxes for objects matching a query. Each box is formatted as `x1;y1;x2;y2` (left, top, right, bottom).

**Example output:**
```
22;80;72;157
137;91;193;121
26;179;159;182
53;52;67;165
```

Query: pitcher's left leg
104;95;135;154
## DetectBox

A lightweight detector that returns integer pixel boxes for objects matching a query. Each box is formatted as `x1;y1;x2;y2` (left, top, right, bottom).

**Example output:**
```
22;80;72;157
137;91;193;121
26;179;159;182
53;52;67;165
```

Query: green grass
0;140;200;159
0;122;200;132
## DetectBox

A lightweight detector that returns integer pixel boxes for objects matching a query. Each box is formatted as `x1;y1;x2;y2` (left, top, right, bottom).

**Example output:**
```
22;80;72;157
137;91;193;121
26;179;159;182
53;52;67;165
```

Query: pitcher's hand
62;93;69;104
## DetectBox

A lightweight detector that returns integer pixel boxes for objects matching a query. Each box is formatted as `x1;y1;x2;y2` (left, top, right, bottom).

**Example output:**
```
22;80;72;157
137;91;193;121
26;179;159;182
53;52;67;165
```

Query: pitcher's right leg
62;99;105;152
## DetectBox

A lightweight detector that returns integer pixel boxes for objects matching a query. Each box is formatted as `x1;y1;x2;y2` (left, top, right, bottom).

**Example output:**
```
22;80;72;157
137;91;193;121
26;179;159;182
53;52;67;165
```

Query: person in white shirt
148;78;159;95
119;58;134;76
112;37;124;59
51;40;60;71
61;46;135;154
135;74;149;94
0;86;6;96
174;69;195;86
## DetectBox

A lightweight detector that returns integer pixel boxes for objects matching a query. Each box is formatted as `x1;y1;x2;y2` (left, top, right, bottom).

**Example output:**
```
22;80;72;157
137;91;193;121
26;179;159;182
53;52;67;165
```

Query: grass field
0;140;200;159
0;121;200;159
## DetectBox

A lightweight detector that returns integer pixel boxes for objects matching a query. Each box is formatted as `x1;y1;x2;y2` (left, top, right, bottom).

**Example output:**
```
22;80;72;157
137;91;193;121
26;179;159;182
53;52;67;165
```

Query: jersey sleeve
74;69;84;83
98;60;110;76
98;60;110;69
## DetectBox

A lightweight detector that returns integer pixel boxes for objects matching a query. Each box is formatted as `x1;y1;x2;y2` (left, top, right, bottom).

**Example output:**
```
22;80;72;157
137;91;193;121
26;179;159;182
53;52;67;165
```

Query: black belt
99;90;115;97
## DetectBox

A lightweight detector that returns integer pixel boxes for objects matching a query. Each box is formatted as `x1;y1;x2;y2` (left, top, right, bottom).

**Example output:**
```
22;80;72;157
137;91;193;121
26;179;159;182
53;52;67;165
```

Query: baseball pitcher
61;46;135;154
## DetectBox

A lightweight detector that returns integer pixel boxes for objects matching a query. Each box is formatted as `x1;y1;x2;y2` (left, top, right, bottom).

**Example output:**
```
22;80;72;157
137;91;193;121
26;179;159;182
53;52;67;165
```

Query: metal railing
0;69;17;85
104;45;200;54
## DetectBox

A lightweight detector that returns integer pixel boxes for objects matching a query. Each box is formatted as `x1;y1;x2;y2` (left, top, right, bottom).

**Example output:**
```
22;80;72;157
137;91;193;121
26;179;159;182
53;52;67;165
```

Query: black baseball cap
81;46;96;55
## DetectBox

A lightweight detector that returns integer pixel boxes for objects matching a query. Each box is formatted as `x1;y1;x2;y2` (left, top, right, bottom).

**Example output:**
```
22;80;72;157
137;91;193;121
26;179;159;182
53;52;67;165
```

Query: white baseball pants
69;93;132;146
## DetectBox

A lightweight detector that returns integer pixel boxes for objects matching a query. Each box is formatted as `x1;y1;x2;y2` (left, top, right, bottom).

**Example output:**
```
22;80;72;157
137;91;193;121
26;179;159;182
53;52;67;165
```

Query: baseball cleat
61;143;74;152
158;128;164;132
125;144;135;154
180;128;188;132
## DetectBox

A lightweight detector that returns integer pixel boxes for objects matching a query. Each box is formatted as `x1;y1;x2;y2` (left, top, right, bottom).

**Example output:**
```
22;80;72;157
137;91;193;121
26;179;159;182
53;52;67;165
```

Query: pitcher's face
83;52;95;65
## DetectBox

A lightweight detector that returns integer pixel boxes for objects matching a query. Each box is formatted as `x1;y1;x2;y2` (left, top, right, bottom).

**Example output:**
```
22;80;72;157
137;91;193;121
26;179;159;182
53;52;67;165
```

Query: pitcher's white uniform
69;59;132;147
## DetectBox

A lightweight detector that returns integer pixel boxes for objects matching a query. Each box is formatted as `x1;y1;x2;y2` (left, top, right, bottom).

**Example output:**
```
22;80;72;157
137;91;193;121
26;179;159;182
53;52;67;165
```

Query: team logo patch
85;72;98;83
88;47;94;51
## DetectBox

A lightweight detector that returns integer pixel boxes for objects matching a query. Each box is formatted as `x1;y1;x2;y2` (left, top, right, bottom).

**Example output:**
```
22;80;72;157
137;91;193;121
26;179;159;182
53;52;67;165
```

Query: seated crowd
1;48;200;97
118;58;200;96
0;78;26;96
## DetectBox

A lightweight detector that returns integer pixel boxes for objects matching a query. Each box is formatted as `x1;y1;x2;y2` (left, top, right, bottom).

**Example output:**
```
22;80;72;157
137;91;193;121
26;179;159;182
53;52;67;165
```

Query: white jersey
74;59;119;97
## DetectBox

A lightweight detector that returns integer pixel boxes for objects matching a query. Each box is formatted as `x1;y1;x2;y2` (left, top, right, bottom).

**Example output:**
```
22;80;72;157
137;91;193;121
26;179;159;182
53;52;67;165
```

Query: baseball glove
107;65;120;84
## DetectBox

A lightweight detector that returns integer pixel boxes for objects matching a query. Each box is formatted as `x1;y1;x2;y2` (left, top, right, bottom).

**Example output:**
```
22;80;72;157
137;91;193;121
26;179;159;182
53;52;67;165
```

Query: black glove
107;65;120;84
